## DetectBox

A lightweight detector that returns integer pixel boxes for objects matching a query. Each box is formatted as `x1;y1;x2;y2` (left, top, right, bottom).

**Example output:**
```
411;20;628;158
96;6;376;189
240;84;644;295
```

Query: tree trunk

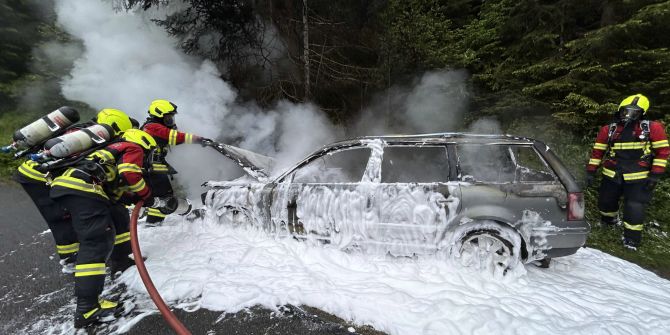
302;0;310;100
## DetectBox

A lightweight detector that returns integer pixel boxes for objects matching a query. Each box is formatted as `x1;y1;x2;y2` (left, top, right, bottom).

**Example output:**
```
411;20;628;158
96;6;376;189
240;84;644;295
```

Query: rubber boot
622;230;641;251
59;253;77;274
74;296;118;328
600;214;619;229
109;256;136;280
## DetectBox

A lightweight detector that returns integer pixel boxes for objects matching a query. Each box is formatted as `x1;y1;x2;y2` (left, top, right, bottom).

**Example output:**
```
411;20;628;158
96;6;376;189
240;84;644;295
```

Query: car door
453;143;515;222
270;144;378;248
373;144;458;256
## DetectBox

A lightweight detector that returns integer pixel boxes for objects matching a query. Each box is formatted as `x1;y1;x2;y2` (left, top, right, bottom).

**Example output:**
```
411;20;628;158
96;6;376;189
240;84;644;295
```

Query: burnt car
202;133;589;271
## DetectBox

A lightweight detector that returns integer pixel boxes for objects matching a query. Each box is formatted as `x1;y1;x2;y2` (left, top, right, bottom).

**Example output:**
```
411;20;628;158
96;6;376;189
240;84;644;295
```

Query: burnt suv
202;133;589;271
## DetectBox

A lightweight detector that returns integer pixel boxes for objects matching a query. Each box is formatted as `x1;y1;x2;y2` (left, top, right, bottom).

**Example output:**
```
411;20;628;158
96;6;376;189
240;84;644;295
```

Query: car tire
217;206;252;226
453;225;521;275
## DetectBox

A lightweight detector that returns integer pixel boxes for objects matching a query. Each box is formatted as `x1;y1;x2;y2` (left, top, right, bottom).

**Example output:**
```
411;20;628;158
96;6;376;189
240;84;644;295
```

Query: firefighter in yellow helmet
141;99;211;223
49;128;160;328
14;108;133;273
586;94;669;250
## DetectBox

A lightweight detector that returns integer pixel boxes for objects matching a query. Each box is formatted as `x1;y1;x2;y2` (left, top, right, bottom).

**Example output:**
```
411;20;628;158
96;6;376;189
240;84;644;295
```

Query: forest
2;0;670;275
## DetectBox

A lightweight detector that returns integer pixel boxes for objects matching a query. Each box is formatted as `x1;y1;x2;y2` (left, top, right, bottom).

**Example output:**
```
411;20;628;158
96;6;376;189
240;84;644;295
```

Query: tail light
568;192;584;221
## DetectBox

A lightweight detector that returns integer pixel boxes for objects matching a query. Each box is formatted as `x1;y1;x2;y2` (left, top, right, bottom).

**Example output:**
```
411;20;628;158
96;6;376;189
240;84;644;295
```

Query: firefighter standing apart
586;94;669;250
49;129;158;328
141;99;210;223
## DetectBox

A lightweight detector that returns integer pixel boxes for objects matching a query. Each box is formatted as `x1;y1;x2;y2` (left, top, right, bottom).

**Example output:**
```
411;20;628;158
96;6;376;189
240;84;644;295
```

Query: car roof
324;132;536;149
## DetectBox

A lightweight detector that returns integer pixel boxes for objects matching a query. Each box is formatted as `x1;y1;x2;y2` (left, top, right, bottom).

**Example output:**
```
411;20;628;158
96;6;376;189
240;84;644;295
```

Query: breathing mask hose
129;202;192;335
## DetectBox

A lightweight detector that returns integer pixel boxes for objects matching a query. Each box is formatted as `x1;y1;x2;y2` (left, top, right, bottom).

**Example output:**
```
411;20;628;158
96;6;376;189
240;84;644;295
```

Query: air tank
12;107;80;149
44;124;114;158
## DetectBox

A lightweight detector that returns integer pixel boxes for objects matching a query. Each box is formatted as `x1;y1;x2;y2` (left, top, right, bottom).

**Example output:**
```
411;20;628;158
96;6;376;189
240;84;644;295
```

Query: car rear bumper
533;222;590;258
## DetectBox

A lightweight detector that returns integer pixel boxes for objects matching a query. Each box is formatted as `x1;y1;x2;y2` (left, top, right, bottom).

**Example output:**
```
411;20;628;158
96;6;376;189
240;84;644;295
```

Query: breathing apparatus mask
618;105;644;123
163;113;176;128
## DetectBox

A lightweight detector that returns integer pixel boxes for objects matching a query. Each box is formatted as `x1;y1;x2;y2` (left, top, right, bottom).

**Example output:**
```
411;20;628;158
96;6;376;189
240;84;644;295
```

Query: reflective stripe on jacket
587;120;670;182
50;141;151;202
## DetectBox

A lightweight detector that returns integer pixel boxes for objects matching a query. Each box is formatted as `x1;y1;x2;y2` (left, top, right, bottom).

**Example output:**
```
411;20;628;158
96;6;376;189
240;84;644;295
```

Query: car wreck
201;133;590;272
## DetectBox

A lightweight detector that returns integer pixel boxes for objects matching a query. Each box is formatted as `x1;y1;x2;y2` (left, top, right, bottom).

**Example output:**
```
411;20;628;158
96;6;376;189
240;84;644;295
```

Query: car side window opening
292;147;372;183
381;146;449;183
510;146;556;182
456;144;556;183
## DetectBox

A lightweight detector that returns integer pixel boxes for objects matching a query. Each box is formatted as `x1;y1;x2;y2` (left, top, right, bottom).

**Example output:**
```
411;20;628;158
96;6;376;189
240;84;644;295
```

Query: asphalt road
0;182;385;335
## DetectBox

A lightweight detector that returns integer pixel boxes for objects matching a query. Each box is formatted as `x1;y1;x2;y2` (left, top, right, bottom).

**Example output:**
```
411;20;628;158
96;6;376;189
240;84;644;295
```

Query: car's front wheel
453;225;521;275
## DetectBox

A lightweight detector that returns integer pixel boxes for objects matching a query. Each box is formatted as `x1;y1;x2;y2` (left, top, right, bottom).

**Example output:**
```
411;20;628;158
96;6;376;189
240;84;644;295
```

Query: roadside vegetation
2;0;669;277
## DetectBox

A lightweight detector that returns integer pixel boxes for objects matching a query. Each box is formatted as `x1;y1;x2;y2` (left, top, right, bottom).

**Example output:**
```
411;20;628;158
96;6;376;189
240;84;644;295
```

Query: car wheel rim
459;233;512;272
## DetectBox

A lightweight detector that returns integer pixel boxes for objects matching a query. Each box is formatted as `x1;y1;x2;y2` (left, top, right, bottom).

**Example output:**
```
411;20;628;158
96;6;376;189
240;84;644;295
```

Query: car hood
206;141;274;181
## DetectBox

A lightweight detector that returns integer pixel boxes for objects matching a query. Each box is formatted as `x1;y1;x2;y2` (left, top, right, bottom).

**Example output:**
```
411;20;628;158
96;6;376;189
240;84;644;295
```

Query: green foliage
0;111;34;179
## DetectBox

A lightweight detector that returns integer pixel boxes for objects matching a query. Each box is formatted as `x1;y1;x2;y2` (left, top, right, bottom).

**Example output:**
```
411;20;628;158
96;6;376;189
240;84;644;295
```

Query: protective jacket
587;120;669;182
142;120;196;174
50;141;151;202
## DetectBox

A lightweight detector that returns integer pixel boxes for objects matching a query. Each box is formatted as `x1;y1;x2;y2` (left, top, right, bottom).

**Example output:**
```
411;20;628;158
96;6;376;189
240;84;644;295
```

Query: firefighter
141;99;210;223
15;108;132;272
49;129;158;328
586;94;669;250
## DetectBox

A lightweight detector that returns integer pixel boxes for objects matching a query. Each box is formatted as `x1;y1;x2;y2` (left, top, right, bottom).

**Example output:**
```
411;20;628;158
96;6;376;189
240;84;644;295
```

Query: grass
0;111;35;179
584;181;670;279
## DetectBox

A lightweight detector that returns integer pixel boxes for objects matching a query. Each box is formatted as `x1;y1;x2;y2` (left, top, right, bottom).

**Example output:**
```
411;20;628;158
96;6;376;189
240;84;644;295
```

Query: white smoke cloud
468;118;502;134
354;69;470;135
53;0;337;198
51;0;473;198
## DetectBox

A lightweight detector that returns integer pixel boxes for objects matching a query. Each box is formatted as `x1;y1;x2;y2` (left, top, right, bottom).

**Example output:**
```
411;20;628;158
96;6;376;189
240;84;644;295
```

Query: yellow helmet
617;94;650;122
121;129;157;150
148;99;177;118
97;109;133;136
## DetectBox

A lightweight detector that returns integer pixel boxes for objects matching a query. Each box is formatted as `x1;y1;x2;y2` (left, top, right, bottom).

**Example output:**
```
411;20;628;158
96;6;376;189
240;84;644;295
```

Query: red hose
130;201;192;335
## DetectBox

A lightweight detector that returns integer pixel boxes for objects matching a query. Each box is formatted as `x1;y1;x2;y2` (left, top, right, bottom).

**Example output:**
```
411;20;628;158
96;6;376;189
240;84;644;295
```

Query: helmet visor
619;106;643;121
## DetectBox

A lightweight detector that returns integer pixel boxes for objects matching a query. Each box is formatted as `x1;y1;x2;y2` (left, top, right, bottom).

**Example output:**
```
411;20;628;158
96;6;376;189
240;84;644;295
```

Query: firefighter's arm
587;125;610;173
144;123;200;146
649;121;670;175
117;145;151;200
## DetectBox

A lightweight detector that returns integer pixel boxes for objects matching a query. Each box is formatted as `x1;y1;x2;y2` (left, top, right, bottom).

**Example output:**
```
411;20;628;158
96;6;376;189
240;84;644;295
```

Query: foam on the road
119;216;670;335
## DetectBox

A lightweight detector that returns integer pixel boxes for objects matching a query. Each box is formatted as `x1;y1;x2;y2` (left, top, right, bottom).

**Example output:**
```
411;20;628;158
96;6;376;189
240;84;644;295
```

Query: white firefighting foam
112;215;670;335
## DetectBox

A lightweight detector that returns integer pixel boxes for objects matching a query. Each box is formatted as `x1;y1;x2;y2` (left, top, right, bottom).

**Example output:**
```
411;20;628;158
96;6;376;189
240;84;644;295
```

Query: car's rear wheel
454;226;520;275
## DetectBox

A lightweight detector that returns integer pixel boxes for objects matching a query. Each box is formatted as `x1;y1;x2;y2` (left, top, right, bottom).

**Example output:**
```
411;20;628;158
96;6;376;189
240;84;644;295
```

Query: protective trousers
56;195;114;299
20;182;79;260
598;176;651;245
146;173;173;223
109;203;131;261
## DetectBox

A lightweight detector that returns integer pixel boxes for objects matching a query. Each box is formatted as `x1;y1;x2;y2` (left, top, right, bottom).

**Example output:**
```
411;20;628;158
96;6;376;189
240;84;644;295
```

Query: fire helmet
96;109;133;136
617;94;649;122
121;129;157;150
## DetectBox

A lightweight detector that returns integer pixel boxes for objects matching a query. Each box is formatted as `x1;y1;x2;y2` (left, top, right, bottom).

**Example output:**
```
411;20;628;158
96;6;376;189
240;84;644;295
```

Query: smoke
50;0;476;198
52;0;338;198
354;70;470;135
468;118;503;134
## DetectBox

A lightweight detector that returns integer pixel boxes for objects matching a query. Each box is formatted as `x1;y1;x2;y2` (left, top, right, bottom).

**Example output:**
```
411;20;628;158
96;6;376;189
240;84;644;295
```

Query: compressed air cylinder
12;107;80;149
44;124;114;158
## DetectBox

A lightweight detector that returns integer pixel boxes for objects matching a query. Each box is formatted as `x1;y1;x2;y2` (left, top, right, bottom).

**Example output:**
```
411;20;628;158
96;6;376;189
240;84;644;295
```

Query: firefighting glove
584;173;595;188
645;174;660;191
194;135;213;147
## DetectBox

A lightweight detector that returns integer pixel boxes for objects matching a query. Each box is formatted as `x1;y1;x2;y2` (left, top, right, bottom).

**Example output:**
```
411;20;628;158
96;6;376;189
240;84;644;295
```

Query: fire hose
129;201;192;335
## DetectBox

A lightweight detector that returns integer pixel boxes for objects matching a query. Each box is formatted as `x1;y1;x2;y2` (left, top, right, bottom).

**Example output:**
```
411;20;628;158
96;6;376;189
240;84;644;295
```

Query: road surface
0;182;384;334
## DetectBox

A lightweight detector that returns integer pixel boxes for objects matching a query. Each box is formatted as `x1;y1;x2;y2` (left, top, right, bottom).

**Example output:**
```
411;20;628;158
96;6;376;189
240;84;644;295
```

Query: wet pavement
0;182;385;335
